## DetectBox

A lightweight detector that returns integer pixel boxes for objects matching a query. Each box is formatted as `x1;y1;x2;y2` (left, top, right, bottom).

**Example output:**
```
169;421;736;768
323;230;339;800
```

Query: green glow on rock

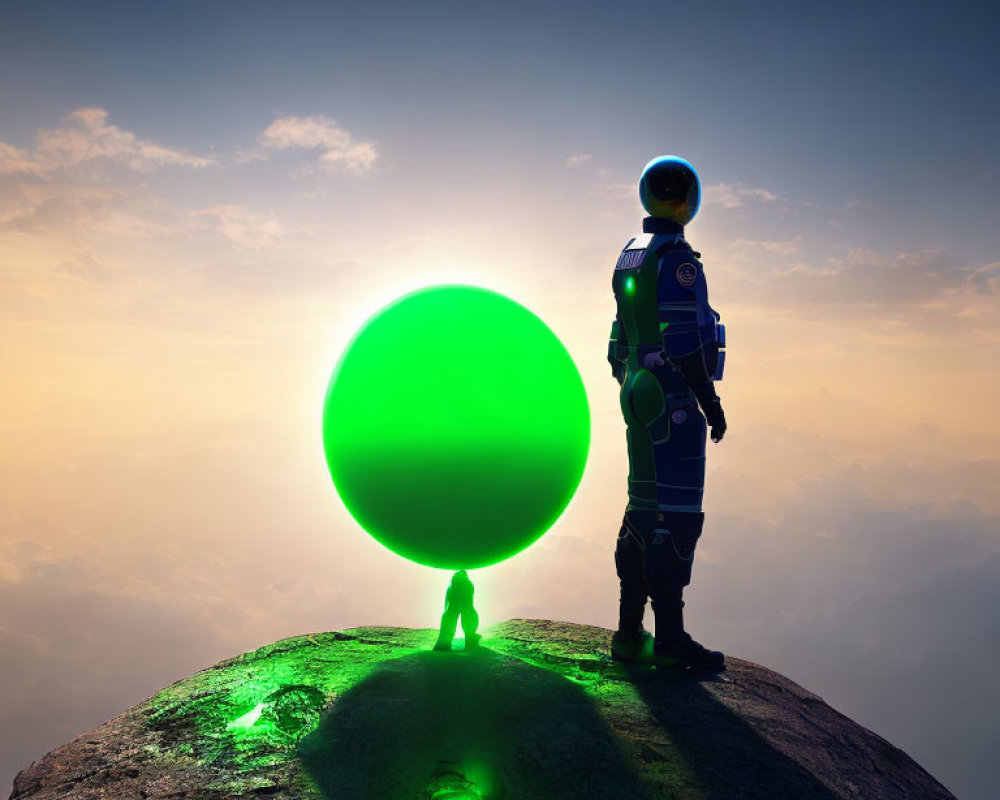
624;276;635;294
228;702;266;729
425;769;483;800
323;285;590;569
431;785;481;800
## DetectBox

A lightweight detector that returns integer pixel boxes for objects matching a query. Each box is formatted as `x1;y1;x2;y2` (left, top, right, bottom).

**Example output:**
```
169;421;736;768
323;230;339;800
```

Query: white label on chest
615;249;646;271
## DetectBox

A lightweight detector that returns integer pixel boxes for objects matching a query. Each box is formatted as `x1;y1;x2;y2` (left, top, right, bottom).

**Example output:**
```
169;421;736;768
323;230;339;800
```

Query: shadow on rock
626;666;839;799
299;649;644;800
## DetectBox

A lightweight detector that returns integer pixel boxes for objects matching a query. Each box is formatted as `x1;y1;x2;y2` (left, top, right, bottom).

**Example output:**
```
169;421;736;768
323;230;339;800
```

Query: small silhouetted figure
433;570;481;651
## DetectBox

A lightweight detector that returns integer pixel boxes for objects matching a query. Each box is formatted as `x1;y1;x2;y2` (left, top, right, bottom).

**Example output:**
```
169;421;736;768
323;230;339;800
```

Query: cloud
1;108;214;175
965;260;1000;295
1;183;131;234
588;179;633;201
706;182;779;208
53;251;114;283
261;115;377;174
813;247;980;304
715;239;994;322
731;237;801;255
564;152;593;168
0;141;44;176
188;205;288;250
0;109;219;259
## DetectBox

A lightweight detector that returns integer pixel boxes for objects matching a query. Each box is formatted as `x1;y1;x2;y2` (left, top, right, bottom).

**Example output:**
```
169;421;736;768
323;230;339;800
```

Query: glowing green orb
323;285;590;570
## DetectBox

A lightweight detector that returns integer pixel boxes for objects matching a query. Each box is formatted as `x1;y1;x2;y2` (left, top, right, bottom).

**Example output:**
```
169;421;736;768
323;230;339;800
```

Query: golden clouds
2;108;213;175
261;115;377;174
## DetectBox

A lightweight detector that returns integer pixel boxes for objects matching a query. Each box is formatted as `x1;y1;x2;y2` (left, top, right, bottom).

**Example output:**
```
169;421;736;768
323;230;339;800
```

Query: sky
1;0;998;797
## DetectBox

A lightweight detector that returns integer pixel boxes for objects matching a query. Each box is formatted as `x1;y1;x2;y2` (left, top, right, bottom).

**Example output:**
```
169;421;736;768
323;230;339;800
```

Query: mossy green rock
9;620;955;800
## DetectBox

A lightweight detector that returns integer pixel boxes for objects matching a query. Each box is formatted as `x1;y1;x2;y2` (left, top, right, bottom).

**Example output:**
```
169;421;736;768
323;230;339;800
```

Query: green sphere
322;285;590;569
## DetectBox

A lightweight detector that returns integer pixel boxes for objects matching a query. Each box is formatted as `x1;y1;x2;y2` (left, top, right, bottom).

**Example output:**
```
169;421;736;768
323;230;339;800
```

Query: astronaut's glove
642;351;665;370
701;397;727;443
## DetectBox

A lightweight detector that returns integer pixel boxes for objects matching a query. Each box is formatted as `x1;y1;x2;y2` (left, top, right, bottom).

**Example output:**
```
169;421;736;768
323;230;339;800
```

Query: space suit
608;156;726;670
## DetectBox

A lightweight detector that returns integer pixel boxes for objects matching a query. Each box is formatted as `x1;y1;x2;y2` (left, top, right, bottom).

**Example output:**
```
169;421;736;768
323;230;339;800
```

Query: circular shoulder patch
676;262;698;287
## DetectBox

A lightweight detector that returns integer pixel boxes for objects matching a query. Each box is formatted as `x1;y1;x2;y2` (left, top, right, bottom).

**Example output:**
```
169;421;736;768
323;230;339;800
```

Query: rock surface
9;619;956;800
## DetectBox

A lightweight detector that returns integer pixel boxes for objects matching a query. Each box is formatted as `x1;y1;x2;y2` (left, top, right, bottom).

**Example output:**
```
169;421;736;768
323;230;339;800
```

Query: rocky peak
9;619;956;800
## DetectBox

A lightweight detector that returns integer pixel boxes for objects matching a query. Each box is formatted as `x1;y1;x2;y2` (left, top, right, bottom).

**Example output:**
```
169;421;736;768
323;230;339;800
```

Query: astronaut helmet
639;155;701;225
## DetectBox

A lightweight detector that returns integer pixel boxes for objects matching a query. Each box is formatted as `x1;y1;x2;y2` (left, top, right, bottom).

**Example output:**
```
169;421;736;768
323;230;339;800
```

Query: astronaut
608;155;727;671
433;570;481;652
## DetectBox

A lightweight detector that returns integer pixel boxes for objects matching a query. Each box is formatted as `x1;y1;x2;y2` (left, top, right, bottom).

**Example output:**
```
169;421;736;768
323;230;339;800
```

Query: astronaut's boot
652;602;725;671
612;510;654;663
647;511;724;671
612;628;654;663
434;609;459;652
461;609;481;650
